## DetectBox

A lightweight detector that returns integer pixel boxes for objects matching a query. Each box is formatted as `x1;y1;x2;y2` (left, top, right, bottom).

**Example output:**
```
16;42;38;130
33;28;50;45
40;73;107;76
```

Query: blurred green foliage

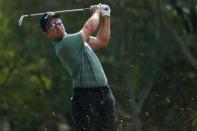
0;0;197;131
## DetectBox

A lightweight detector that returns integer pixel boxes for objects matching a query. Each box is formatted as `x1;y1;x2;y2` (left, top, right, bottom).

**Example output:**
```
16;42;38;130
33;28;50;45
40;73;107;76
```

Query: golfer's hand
90;5;101;14
100;4;111;17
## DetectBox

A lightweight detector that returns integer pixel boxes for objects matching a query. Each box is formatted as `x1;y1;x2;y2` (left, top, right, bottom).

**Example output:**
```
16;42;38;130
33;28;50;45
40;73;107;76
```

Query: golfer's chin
58;28;65;36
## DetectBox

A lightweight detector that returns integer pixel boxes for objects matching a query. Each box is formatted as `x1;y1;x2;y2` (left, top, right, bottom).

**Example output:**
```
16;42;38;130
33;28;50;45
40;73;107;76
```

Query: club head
18;15;25;26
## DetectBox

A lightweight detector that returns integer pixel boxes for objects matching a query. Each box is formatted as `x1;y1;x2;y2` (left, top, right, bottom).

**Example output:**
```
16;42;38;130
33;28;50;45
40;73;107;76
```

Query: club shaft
19;7;90;26
27;8;90;17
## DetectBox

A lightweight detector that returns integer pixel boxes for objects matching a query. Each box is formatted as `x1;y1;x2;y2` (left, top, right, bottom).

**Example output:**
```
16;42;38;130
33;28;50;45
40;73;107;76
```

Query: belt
74;86;109;92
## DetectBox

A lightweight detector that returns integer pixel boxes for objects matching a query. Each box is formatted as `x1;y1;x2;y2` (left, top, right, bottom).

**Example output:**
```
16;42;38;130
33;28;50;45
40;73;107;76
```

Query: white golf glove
100;4;111;17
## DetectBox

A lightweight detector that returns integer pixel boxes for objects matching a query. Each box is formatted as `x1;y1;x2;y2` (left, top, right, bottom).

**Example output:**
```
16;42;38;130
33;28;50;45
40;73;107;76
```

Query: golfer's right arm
81;4;111;50
81;5;100;46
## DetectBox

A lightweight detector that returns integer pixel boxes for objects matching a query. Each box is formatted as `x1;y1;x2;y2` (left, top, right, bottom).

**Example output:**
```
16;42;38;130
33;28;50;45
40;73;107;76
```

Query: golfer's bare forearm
82;10;100;40
87;17;110;49
97;17;110;47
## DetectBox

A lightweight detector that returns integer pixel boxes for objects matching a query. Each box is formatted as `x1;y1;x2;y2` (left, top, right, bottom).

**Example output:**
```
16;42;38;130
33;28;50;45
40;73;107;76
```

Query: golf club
18;8;90;26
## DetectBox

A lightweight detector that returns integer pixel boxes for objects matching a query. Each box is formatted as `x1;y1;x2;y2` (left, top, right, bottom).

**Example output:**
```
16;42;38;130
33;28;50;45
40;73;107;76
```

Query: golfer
40;4;116;131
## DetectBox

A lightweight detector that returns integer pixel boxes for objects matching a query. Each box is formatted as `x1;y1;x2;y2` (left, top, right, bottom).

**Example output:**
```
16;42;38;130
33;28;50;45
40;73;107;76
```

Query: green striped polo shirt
53;32;108;88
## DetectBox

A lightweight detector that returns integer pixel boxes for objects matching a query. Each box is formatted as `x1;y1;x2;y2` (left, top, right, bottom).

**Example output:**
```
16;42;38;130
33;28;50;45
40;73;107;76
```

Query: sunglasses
47;19;63;31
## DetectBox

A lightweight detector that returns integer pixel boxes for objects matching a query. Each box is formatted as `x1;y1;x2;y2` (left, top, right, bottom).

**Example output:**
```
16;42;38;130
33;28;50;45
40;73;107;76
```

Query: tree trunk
126;66;157;131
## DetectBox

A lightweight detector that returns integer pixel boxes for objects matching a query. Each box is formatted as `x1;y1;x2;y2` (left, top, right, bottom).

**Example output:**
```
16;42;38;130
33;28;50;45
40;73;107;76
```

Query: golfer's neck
53;33;66;42
53;37;62;42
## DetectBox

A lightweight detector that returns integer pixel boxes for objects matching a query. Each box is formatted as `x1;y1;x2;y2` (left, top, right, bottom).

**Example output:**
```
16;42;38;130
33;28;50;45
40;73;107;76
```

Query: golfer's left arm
88;5;111;49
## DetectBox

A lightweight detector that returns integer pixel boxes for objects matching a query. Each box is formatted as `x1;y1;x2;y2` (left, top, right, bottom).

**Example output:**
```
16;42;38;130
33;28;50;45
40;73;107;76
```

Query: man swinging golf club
40;3;116;131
